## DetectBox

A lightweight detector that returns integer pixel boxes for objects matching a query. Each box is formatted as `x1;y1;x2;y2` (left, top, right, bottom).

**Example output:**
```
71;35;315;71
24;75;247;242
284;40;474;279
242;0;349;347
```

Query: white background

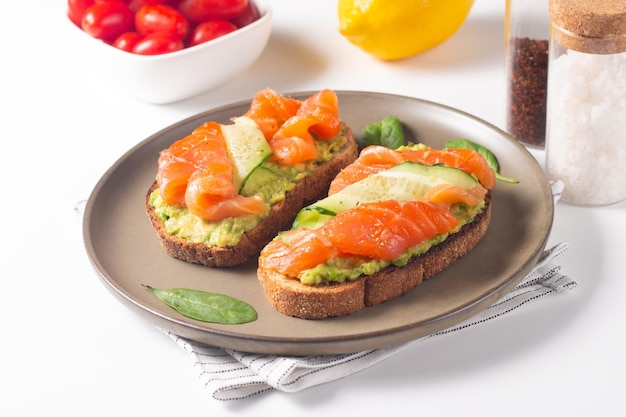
2;1;625;415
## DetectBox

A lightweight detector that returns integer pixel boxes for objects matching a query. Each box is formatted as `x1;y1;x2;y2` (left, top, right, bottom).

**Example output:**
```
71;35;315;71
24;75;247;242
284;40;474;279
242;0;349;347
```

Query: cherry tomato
128;0;149;12
188;20;237;47
135;5;189;39
128;0;170;12
112;31;143;52
229;0;259;28
67;0;95;27
174;0;248;24
82;2;135;42
132;32;184;55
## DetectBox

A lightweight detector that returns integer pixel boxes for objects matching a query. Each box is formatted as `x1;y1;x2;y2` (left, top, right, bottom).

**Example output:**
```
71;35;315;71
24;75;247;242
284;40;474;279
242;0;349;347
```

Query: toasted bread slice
257;192;492;319
145;127;358;267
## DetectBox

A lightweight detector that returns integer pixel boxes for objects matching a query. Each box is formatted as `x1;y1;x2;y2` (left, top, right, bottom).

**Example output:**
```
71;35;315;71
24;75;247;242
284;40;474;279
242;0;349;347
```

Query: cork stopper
549;0;626;53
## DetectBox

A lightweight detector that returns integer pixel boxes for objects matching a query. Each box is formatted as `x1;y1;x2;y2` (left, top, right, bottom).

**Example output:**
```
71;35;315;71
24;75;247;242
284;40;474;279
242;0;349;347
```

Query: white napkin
164;180;575;401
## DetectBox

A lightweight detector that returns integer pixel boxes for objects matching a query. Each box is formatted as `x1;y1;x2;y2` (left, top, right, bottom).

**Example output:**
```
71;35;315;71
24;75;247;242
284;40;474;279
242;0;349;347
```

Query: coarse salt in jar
545;0;626;206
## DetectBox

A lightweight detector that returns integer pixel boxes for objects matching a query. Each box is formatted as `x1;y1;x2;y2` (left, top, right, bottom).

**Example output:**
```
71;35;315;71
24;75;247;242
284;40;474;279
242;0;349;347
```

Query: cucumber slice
294;162;477;228
239;165;279;197
221;116;273;192
292;209;335;229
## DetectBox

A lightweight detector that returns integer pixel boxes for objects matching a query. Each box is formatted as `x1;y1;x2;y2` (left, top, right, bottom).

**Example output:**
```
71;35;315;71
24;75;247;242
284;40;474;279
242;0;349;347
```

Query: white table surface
3;0;625;415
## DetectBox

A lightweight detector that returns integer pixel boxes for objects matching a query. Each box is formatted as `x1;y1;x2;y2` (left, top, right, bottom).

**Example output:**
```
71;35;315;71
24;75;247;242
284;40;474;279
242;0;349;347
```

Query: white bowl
67;0;272;104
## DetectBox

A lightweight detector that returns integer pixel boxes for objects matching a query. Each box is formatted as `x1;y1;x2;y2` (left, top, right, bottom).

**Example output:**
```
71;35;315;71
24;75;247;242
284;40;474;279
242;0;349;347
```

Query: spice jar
505;0;550;148
545;0;626;206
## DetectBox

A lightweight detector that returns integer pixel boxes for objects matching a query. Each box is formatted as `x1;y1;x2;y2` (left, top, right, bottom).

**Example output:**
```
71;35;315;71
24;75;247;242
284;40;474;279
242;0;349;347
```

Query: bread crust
257;192;492;319
145;127;358;267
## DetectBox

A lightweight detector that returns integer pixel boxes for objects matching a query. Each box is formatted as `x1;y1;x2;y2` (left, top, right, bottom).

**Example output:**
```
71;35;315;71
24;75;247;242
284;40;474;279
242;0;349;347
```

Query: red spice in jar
506;37;549;148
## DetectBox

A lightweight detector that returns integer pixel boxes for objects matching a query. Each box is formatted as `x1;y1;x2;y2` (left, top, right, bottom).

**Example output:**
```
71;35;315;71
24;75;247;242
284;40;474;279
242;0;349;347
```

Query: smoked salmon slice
243;88;302;140
329;145;496;194
328;146;403;194
297;88;342;140
157;121;265;222
422;183;488;207
156;158;196;207
245;88;342;166
259;200;459;278
268;116;319;166
324;200;459;261
260;228;338;279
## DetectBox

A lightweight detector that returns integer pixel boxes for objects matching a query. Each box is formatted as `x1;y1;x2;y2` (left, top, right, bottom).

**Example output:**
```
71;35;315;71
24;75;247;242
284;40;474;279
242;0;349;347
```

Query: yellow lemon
338;0;475;60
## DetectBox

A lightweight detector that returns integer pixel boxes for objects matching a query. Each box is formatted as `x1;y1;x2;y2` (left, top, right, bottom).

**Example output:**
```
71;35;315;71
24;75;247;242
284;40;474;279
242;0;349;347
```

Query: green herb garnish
444;138;519;183
143;285;257;324
361;115;406;149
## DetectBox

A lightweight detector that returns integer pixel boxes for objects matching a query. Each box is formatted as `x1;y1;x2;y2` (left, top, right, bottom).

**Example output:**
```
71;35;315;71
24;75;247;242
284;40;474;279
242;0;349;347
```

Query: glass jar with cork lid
545;0;626;206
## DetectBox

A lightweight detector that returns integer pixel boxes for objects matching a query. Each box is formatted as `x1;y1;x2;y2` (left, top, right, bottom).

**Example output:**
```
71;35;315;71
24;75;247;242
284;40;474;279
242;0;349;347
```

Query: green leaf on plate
444;138;519;184
361;115;406;149
143;285;257;325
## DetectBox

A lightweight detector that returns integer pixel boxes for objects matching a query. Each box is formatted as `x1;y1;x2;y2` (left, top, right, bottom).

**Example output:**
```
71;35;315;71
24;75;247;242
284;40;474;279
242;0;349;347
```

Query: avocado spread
298;200;485;285
149;132;348;248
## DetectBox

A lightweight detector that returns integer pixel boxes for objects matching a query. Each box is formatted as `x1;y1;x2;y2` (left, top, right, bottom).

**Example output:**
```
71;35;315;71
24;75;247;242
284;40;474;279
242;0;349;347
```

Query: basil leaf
444;138;519;184
361;115;406;149
144;285;257;324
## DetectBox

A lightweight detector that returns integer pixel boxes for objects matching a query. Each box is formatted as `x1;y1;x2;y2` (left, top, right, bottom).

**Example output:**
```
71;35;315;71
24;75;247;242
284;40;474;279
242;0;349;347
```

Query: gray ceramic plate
83;91;553;355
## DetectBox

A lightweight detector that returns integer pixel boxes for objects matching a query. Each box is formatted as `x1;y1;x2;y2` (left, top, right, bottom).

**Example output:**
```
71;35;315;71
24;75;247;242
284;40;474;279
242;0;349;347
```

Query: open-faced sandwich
145;88;359;267
257;143;497;319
